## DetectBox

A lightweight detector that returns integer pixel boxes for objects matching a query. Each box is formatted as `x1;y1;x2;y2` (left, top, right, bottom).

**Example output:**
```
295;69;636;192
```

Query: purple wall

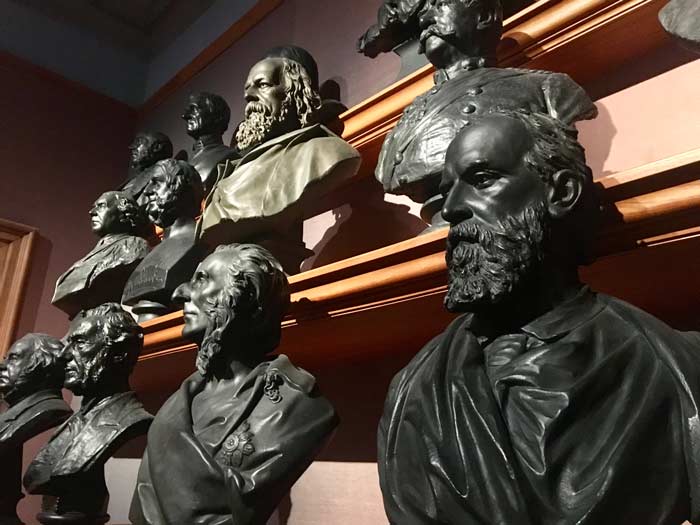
0;54;136;522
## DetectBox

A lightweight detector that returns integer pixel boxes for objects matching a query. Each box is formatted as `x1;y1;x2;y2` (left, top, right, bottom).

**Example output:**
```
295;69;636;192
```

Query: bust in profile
122;159;205;321
121;131;174;202
199;52;361;273
0;334;72;525
361;0;596;227
130;244;338;525
52;191;150;318
182;92;239;195
378;108;700;524
24;304;153;524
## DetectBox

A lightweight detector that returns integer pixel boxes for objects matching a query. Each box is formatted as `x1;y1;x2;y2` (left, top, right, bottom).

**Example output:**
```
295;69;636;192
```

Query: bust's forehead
247;58;284;80
69;316;101;338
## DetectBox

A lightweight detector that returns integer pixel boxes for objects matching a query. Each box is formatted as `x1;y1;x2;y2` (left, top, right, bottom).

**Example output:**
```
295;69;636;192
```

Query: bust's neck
192;133;223;153
434;54;495;83
162;216;196;240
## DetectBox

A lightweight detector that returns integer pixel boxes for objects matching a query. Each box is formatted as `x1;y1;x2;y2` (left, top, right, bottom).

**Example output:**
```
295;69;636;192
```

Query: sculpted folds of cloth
131;355;337;525
378;109;700;524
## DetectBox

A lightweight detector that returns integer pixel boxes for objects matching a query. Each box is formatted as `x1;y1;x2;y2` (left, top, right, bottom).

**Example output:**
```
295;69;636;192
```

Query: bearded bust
0;334;72;525
359;0;596;229
181;92;239;196
121;131;174;202
378;108;700;525
122;159;205;321
52;191;150;318
24;303;152;523
130;244;338;525
199;53;361;274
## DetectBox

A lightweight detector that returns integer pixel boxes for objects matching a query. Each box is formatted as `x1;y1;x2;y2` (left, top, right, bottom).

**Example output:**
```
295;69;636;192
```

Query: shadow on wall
579;102;617;180
303;178;426;271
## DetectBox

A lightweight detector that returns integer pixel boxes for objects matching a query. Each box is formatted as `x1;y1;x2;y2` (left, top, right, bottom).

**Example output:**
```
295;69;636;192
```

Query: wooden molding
136;148;700;378
0;219;38;357
139;0;284;116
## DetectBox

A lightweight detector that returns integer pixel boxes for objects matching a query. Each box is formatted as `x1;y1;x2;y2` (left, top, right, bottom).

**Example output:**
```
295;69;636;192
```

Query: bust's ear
476;8;498;30
546;169;583;219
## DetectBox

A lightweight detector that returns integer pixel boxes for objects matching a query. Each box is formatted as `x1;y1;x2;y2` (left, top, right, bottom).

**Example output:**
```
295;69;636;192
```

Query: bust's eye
471;171;499;189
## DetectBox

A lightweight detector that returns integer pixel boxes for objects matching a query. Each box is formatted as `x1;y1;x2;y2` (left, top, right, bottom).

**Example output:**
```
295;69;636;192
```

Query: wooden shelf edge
140;149;700;361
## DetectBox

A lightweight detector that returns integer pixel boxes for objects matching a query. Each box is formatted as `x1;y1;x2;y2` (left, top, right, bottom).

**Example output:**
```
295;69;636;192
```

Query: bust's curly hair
7;333;66;391
280;58;322;127
79;303;143;382
100;191;148;235
197;244;290;376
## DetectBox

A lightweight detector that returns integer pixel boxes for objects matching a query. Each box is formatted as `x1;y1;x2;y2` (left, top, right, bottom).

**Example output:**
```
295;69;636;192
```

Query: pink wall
0;54;136;522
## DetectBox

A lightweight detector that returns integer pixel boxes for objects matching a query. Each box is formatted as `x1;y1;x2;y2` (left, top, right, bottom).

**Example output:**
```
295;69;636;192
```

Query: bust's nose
442;182;474;225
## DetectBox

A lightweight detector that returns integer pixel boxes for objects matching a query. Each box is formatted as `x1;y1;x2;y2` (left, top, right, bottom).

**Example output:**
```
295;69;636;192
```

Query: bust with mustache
0;334;72;525
122;159;205;321
360;0;597;230
379;108;700;525
199;50;361;274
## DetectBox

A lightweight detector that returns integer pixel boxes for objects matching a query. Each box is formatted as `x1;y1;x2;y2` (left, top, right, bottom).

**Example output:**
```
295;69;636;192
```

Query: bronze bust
181;92;239;196
122;159;205;321
659;0;700;53
378;108;700;524
199;55;361;273
52;191;150;318
130;244;338;524
362;0;597;227
121;131;174;202
0;334;72;525
24;304;152;525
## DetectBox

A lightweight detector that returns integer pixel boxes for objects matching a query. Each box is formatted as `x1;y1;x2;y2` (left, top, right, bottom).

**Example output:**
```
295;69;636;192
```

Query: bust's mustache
245;101;273;118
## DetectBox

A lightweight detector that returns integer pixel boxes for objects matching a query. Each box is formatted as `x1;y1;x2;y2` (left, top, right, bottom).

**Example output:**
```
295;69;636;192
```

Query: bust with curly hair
130;244;338;525
0;334;72;524
52;191;150;318
200;52;362;274
122;159;206;320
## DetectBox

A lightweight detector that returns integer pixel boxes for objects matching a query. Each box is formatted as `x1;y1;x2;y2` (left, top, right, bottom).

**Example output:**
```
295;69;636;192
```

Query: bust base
36;512;109;525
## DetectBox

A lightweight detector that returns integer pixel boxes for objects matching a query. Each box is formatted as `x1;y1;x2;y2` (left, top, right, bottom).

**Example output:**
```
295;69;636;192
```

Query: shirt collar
520;286;604;342
433;56;494;84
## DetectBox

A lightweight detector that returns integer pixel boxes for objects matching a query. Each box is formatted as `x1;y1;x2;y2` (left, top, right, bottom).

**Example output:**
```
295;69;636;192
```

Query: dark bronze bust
122;159;205;321
121;131;174;202
52;191;150;318
378;108;700;524
0;335;72;525
130;244;338;525
199;55;361;273
24;304;153;525
361;0;597;228
182;92;239;195
659;0;700;53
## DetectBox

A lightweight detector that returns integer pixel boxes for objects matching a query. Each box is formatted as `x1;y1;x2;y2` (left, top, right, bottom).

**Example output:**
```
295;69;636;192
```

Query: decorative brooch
264;371;283;404
220;421;255;468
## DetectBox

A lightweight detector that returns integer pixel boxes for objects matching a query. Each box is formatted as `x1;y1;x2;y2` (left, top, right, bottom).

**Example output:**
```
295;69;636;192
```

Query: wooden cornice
138;148;700;371
340;0;670;177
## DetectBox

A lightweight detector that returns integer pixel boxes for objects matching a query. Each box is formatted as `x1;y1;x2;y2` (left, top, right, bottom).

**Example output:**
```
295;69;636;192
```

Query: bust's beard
445;203;548;313
235;99;291;151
